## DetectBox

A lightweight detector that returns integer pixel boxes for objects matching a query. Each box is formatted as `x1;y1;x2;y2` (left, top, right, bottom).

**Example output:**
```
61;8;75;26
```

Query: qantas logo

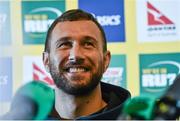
33;63;54;85
146;1;176;32
147;1;174;25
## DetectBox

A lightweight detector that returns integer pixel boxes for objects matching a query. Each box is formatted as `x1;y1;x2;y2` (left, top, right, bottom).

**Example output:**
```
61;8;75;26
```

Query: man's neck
54;84;107;119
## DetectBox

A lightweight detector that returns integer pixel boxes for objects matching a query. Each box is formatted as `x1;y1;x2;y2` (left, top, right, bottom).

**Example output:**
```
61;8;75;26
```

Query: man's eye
84;42;94;47
58;42;71;48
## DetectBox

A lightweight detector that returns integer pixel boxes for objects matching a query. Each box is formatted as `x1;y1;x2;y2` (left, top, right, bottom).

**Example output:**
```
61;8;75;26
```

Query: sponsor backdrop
0;0;180;114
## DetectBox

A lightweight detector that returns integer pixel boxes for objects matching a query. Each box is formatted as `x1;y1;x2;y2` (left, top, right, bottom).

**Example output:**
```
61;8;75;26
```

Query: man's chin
58;81;100;96
51;70;102;96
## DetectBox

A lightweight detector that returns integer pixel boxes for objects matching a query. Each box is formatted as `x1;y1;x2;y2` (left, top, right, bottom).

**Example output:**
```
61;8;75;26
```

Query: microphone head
164;74;180;100
118;96;156;120
153;74;180;119
118;74;180;120
2;95;38;120
1;81;55;120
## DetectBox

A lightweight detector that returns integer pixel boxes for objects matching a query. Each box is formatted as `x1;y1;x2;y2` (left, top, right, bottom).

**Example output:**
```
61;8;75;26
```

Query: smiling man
43;9;130;120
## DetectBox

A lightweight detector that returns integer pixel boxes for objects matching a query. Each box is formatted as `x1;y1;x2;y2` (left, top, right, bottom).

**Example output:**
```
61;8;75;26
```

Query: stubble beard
49;62;103;96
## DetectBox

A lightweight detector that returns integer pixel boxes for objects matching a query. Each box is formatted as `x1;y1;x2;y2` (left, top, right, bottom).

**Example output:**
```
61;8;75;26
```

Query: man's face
43;20;110;95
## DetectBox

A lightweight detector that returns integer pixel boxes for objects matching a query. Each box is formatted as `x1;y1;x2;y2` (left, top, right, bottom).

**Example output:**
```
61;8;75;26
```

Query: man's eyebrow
54;37;72;46
56;37;72;42
56;36;98;42
55;37;72;44
82;36;98;43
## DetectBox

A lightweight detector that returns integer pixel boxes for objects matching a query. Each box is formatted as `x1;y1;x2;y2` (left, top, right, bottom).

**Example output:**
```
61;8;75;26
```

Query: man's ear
43;52;50;72
103;50;111;73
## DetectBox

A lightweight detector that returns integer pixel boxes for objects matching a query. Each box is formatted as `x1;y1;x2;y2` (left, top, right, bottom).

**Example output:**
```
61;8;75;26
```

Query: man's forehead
51;20;102;40
54;20;99;31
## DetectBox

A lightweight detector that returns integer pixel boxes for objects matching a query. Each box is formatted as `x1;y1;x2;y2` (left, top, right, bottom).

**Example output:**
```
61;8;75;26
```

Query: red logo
33;63;54;85
147;1;173;25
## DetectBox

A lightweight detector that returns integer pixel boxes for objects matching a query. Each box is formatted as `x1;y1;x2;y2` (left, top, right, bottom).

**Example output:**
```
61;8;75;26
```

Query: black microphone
118;74;180;120
0;81;55;120
153;74;180;120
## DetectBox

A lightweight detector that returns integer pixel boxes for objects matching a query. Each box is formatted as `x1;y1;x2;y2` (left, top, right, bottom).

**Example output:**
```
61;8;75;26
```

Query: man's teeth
69;68;86;73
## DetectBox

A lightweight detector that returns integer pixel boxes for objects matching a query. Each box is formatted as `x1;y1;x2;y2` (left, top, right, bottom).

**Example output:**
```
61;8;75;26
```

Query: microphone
0;81;55;120
153;74;180;120
118;74;180;120
118;96;156;120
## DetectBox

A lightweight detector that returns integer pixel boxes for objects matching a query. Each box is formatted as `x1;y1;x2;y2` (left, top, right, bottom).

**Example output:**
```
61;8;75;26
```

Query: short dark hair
44;9;107;53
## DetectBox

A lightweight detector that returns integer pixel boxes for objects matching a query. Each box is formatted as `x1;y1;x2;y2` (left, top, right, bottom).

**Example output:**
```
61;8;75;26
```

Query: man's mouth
64;67;89;73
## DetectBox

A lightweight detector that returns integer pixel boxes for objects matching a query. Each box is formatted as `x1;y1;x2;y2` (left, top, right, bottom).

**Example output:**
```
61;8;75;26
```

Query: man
43;9;130;120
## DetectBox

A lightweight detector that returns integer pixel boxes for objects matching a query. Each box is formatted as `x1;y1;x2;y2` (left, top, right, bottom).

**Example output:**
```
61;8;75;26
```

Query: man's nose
68;43;84;62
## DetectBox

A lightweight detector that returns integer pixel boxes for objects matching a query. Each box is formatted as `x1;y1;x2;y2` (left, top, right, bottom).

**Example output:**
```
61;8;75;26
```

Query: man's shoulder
100;82;131;99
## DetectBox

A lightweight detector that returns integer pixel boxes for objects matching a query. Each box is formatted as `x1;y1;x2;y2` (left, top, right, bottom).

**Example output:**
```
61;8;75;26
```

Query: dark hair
44;9;107;53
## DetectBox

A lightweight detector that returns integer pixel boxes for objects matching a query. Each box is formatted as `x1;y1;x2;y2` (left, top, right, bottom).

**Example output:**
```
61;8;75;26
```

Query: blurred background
0;0;180;115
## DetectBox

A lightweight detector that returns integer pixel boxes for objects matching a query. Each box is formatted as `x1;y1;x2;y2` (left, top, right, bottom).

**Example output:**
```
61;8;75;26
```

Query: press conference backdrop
0;0;180;114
